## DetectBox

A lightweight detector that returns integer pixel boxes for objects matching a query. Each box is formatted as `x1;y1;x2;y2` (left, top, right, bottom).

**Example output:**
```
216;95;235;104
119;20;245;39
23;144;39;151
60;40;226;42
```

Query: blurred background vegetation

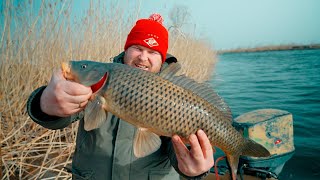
0;0;217;179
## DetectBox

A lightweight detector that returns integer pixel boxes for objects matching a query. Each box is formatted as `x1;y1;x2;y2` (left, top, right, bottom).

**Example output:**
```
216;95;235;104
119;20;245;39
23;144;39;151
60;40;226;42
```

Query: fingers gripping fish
62;60;270;180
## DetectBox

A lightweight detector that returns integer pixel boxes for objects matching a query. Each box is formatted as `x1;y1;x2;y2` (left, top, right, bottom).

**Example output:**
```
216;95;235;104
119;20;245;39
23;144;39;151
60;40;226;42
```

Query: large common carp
62;60;270;180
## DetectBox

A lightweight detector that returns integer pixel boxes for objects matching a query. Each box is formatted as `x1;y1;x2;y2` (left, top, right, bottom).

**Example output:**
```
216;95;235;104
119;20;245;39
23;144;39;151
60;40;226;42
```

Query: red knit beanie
124;13;168;63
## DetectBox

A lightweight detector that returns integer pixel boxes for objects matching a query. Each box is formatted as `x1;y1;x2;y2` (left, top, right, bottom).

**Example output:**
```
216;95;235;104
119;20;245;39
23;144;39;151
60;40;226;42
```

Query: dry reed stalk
1;0;218;179
169;35;218;82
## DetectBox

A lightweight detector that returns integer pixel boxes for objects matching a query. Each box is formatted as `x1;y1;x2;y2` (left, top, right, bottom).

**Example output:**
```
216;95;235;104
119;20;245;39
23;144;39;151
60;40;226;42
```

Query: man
27;14;214;179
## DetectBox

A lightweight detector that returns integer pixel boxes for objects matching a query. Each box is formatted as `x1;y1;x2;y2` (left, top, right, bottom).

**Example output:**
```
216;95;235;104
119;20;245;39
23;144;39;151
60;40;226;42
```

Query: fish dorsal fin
198;82;232;121
133;128;161;158
84;95;107;131
161;67;232;121
159;62;182;79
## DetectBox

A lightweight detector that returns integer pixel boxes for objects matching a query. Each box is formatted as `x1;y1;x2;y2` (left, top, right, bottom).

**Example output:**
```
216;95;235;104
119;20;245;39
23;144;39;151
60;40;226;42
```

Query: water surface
210;49;320;179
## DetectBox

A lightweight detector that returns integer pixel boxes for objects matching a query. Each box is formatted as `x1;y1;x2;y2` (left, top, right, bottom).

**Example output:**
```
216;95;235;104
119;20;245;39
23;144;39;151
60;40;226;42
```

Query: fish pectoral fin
84;95;107;131
133;128;161;158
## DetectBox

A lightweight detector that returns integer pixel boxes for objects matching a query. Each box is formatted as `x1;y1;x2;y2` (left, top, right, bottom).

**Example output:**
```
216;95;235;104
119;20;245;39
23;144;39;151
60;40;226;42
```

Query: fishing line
214;155;226;180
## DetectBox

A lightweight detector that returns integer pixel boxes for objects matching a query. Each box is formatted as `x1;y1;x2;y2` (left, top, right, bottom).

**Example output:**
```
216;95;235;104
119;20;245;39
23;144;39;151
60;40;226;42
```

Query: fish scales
62;60;270;180
100;64;244;154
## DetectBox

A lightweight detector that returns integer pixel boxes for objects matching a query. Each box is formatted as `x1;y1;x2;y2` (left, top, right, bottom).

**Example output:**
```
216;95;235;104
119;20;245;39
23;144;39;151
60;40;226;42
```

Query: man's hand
40;69;92;117
172;129;214;177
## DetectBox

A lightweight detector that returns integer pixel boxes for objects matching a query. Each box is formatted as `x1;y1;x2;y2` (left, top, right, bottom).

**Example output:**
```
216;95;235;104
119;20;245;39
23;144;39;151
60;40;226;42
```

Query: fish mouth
91;72;108;93
61;62;107;93
61;62;79;82
61;62;73;80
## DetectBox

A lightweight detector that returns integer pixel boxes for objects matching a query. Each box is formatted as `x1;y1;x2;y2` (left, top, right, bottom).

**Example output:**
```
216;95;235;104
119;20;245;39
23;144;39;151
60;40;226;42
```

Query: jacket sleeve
26;86;82;130
165;137;210;180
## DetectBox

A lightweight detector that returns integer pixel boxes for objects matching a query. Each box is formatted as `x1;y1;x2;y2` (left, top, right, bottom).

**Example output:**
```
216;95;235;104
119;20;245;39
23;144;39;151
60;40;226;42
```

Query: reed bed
1;0;218;179
218;43;320;54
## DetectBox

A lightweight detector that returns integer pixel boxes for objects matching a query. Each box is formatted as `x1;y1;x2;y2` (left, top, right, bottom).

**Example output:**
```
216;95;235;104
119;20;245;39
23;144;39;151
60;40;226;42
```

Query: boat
196;109;294;180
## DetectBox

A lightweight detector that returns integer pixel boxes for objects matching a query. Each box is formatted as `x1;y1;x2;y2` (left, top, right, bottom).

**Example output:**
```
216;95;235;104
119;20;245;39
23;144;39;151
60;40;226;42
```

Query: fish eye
81;64;87;69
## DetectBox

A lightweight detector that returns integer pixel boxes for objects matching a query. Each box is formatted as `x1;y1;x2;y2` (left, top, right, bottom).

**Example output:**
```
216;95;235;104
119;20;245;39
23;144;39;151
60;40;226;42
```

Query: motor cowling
233;109;295;179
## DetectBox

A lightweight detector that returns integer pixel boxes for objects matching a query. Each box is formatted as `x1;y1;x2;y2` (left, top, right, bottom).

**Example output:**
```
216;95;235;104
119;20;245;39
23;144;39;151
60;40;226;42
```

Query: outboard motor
233;109;295;179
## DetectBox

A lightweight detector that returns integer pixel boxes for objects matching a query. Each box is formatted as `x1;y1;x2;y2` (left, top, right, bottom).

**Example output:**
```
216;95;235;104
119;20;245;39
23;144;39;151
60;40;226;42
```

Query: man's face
124;45;163;73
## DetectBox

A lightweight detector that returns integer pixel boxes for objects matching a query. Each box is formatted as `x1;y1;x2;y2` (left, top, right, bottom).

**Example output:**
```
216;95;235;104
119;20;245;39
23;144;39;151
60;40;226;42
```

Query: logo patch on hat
143;38;159;47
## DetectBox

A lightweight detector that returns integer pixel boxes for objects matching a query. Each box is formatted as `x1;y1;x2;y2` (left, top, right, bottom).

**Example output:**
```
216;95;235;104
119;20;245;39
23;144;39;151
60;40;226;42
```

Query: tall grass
0;0;217;179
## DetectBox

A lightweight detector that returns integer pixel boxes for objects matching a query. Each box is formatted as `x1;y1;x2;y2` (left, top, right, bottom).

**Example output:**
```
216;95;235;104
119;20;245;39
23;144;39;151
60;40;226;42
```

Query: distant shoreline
217;44;320;54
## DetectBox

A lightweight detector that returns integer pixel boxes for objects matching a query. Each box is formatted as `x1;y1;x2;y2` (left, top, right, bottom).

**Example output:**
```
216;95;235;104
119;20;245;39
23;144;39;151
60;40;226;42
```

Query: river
210;49;320;179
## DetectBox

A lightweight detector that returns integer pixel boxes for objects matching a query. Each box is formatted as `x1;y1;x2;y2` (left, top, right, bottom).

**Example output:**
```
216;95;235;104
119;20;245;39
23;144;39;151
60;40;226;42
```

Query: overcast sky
137;0;320;50
2;0;319;50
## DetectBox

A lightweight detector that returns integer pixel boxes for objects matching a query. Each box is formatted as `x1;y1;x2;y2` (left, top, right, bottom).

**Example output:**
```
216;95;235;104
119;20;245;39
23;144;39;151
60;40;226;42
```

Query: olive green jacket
27;53;208;180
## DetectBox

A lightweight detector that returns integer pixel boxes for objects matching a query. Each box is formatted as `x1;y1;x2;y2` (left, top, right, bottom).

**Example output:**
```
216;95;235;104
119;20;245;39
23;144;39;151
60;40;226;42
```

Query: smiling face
123;45;163;73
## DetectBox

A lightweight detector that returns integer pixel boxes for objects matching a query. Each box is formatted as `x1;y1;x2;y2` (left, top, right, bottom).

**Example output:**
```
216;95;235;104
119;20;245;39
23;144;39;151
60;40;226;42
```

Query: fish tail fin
225;139;270;180
226;154;239;180
241;138;271;157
